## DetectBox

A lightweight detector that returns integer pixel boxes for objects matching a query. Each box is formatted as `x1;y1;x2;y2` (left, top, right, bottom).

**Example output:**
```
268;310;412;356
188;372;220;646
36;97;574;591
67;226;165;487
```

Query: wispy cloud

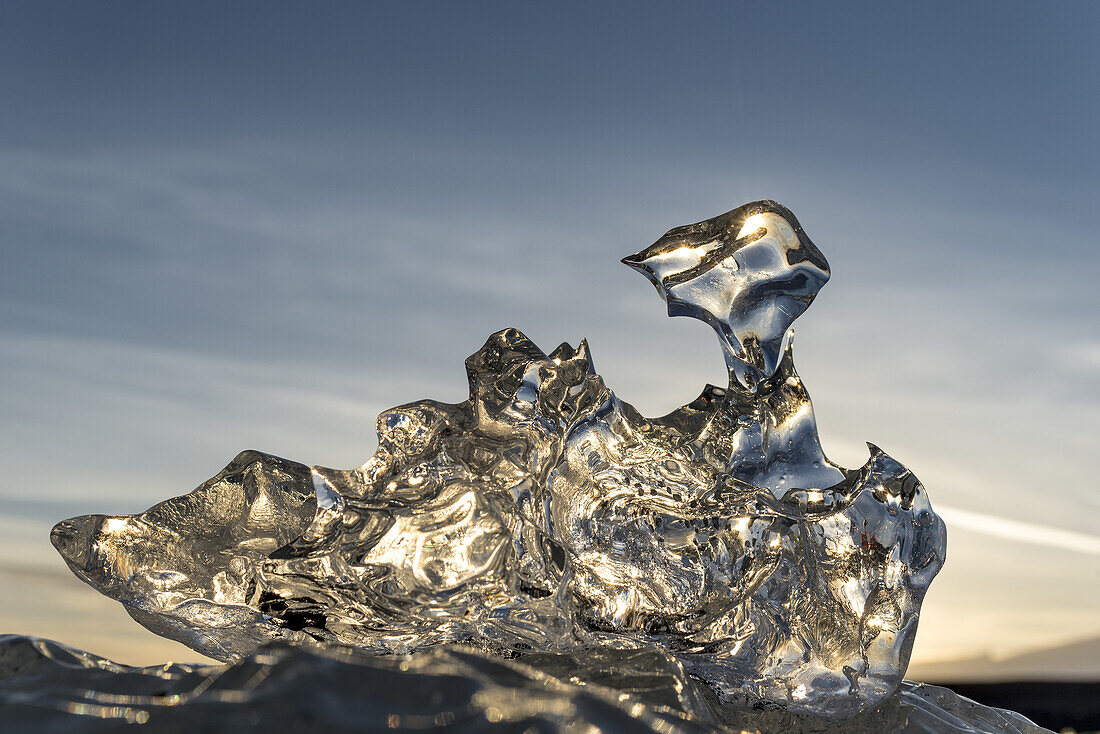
938;506;1100;556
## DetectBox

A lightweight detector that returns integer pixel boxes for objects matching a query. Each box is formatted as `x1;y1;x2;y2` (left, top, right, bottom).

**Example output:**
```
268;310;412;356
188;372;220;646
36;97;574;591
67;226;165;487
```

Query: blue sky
1;2;1098;675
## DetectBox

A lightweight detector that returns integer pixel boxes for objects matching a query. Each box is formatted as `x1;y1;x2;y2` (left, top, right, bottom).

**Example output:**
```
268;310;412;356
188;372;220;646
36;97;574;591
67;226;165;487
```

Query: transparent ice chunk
47;201;951;720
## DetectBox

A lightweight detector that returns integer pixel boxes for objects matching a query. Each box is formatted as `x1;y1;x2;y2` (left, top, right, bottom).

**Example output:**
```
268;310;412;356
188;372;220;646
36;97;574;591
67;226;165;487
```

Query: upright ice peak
623;200;830;389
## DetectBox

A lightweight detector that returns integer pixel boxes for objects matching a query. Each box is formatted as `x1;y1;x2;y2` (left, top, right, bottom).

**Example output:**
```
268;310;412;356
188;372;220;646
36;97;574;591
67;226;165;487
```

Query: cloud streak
939;506;1100;557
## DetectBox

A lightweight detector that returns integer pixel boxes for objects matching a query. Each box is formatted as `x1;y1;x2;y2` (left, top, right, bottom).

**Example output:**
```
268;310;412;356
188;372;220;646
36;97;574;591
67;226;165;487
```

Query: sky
0;1;1098;679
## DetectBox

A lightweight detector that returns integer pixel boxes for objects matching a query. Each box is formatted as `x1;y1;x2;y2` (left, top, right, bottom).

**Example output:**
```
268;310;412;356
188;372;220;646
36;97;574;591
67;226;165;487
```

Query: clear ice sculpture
49;201;951;721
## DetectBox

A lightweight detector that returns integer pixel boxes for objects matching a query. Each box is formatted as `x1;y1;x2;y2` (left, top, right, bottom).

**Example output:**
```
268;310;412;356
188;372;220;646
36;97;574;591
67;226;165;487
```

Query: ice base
0;635;1049;733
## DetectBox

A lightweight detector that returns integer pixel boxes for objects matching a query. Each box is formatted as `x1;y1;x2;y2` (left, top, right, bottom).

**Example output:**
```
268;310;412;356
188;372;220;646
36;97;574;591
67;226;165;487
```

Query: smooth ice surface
622;201;830;390
44;202;956;723
0;635;1050;733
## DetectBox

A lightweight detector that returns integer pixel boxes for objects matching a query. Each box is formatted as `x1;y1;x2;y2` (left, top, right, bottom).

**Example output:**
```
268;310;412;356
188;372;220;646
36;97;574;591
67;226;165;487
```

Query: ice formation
0;636;1048;733
4;200;1045;731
